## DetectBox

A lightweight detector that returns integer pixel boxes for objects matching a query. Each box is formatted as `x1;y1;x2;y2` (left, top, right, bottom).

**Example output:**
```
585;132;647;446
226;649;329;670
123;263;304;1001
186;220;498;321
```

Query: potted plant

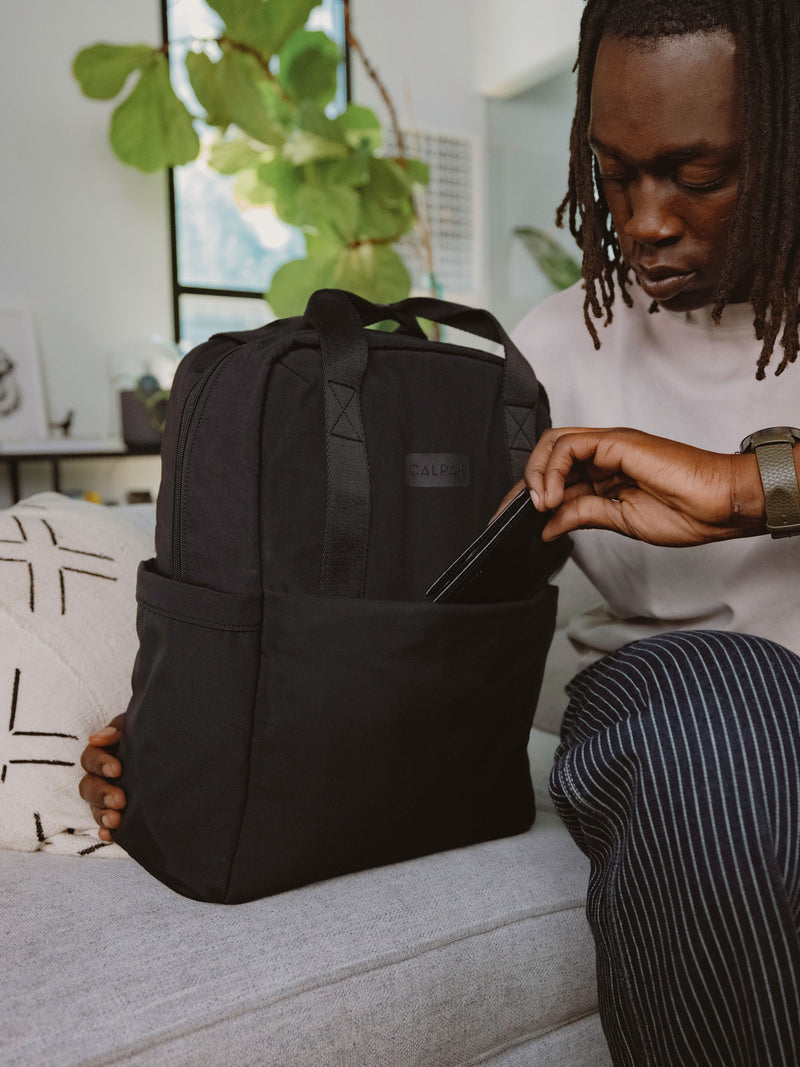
72;0;433;317
109;335;180;448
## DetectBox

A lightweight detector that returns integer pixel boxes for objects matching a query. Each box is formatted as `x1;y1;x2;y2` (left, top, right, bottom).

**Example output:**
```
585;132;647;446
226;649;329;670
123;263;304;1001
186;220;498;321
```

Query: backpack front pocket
225;585;557;902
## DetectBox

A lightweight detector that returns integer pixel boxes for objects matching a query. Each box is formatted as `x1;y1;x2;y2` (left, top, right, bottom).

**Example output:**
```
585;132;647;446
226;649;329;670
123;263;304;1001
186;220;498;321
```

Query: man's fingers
78;716;128;838
524;429;567;508
88;725;121;745
88;714;124;745
541;493;632;540
80;743;121;778
78;772;126;812
526;428;621;511
91;806;122;829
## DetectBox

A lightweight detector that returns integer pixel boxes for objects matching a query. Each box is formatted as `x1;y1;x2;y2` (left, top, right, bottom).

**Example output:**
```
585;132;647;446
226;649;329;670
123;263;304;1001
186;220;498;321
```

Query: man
506;2;800;1063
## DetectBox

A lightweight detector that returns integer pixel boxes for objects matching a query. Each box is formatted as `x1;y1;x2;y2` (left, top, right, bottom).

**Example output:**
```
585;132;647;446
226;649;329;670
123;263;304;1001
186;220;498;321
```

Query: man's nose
623;176;683;247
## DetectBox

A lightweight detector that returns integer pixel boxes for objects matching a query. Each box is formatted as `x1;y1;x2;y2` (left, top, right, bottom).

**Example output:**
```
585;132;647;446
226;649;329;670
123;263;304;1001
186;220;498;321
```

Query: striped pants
550;630;800;1067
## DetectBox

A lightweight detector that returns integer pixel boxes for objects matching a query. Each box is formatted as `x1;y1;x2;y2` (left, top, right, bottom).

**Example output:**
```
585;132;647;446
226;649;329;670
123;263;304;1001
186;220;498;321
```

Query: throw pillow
0;493;152;857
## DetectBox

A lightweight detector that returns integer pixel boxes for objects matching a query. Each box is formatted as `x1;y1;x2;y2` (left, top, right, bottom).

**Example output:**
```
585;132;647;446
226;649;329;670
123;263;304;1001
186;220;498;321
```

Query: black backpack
115;289;560;903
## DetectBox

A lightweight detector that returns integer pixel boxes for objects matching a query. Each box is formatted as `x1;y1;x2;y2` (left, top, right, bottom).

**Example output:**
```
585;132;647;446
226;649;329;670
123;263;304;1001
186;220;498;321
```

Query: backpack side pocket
114;560;262;903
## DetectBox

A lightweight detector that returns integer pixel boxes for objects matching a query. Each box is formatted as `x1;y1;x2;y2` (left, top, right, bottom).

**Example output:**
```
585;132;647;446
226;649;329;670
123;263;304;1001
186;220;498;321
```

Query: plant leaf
514;227;582;290
73;43;156;100
352;157;417;241
216;49;286;146
204;0;273;55
404;158;430;186
333;243;411;304
185;50;233;129
316;145;371;189
357;192;413;242
206;0;317;57
278;29;340;107
233;166;275;204
297;104;347;140
290;184;361;242
368;157;413;203
208;134;265;174
260;0;318;54
110;54;200;171
267;240;411;317
259;156;303;204
266;246;340;316
282;128;349;165
333;104;383;150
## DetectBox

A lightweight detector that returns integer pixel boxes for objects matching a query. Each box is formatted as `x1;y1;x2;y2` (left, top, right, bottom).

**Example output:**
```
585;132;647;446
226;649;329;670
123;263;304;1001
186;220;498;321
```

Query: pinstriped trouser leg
549;630;800;1067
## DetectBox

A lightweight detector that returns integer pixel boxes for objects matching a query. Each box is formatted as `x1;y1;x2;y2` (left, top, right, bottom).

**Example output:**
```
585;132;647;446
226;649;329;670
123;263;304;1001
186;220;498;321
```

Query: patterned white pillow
0;493;153;857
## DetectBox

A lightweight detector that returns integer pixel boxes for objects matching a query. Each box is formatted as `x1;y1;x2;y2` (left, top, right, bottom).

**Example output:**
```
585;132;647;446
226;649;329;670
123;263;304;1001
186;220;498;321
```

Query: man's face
589;30;753;312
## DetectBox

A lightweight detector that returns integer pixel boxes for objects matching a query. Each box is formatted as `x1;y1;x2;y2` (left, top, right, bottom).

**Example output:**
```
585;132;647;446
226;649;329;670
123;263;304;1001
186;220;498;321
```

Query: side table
0;440;161;504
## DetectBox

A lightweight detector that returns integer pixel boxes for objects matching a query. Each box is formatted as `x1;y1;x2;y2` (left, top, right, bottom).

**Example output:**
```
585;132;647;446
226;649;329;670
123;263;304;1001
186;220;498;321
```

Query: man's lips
634;266;699;302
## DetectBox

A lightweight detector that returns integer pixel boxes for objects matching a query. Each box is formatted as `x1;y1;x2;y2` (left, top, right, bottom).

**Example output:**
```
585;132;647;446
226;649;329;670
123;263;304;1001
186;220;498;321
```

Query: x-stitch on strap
305;290;372;599
505;405;538;483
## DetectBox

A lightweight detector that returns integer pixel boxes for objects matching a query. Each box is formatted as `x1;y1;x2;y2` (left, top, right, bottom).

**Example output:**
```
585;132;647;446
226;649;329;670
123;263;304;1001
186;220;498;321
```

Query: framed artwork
0;311;48;445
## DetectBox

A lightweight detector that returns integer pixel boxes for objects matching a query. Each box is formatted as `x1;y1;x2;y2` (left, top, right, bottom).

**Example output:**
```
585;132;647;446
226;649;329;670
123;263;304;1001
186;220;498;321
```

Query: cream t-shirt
511;281;800;663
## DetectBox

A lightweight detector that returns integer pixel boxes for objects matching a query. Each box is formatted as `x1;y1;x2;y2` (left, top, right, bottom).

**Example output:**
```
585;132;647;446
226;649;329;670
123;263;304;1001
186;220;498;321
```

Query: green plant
514;227;582;291
73;0;431;316
134;379;170;435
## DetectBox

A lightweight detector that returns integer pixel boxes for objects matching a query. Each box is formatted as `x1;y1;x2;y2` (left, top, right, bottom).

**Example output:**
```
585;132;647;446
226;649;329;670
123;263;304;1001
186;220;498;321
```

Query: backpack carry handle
303;288;545;598
305;289;537;404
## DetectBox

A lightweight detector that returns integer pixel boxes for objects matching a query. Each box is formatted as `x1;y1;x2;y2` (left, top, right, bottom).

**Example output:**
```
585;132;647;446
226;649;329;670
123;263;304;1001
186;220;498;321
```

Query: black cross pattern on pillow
0;515;117;614
0;668;77;785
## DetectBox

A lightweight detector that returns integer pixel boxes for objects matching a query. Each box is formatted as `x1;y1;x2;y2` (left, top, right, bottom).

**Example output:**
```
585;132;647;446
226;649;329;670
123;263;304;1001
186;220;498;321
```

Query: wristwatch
739;426;800;537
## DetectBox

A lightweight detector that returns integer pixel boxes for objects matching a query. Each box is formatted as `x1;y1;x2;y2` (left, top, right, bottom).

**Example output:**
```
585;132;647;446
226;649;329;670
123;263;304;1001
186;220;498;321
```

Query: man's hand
524;427;767;546
79;714;127;842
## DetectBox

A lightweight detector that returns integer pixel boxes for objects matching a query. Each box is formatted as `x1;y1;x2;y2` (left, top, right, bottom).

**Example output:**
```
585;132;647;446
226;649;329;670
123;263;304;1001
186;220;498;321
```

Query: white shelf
0;438;125;456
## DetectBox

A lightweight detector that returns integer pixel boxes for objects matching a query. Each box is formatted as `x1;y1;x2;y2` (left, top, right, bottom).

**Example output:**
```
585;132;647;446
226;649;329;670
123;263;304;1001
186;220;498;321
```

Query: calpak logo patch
405;454;470;488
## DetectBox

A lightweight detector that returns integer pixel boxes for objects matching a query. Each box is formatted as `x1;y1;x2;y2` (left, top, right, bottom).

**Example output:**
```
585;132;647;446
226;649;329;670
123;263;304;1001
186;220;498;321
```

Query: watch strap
753;441;800;537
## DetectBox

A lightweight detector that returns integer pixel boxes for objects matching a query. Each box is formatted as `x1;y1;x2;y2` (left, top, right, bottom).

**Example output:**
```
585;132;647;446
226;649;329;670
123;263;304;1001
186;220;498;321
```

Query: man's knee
553;629;800;820
566;629;800;734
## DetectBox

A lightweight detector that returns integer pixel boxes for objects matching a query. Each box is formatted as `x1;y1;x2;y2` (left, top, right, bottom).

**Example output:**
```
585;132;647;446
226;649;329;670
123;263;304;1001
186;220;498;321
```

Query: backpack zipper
172;351;233;581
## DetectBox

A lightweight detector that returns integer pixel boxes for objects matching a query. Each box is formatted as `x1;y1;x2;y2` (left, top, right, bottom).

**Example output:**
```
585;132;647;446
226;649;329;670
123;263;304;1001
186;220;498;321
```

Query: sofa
0;494;612;1066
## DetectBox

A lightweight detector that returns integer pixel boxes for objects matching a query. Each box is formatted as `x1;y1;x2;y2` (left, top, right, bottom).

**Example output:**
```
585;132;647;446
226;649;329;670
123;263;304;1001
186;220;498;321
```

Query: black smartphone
425;488;572;604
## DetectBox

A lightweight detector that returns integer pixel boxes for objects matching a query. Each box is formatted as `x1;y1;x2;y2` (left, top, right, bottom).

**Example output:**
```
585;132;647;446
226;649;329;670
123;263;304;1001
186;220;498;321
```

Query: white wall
350;0;483;143
470;0;582;97
485;70;579;334
0;1;172;505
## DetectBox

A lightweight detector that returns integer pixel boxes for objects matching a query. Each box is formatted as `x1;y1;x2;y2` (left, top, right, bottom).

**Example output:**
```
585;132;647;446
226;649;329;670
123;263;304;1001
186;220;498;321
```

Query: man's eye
676;162;737;191
597;172;631;185
678;175;727;192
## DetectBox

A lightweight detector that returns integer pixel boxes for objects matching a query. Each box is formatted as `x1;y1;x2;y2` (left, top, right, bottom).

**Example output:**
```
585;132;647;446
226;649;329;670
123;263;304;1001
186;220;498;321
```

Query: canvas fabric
115;290;561;903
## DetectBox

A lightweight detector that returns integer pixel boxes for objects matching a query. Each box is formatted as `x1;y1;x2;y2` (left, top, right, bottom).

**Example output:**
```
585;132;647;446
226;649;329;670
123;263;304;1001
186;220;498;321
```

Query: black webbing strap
303;289;543;597
304;290;373;598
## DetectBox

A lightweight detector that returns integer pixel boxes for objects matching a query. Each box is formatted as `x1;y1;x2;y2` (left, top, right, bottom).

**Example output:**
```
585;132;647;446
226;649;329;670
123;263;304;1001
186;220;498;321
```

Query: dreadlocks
558;0;800;377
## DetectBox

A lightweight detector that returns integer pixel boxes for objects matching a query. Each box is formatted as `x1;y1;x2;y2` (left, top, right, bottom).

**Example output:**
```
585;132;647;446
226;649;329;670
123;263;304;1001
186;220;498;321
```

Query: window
161;0;348;348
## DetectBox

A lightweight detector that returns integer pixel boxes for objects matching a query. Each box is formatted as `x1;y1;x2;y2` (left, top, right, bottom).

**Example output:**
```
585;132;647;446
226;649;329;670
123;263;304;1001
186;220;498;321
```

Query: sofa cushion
0;811;607;1066
0;493;150;856
529;726;560;814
